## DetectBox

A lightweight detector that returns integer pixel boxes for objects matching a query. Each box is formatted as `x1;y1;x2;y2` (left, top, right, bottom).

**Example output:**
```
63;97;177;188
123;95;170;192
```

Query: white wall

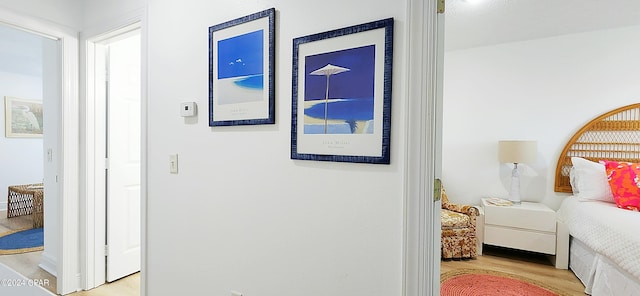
81;0;145;36
40;30;61;277
146;1;408;295
442;25;640;210
0;70;44;210
0;0;81;30
83;0;144;30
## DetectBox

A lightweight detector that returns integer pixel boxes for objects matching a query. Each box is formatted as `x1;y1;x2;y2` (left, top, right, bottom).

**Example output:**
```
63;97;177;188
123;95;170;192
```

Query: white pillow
570;157;614;202
569;166;578;194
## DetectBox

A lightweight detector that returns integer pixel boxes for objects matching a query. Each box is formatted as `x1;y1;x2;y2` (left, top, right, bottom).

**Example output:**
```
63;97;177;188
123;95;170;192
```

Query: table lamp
498;140;537;204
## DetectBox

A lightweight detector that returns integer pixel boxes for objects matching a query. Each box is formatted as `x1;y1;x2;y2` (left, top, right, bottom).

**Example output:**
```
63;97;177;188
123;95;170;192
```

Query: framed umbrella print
209;8;275;126
291;18;393;164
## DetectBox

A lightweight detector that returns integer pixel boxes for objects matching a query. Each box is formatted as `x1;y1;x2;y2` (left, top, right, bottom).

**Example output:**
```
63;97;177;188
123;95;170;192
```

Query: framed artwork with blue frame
209;8;275;126
291;18;393;164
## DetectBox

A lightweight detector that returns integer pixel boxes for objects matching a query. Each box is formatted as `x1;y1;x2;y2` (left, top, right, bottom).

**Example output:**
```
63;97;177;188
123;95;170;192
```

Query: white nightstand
481;198;556;255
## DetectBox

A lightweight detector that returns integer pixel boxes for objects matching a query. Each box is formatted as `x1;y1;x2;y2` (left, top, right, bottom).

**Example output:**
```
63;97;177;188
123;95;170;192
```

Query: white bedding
557;197;640;281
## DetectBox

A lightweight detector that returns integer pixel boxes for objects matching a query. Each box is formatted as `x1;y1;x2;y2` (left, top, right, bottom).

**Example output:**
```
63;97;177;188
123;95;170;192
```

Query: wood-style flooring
0;210;57;294
0;210;139;295
442;245;587;295
67;273;139;296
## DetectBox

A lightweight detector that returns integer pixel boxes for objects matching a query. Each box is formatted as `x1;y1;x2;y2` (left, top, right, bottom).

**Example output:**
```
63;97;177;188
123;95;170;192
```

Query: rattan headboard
554;103;640;193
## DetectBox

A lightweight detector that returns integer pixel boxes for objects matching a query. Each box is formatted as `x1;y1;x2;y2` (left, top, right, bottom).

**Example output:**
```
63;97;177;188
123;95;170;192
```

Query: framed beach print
291;18;394;164
5;96;43;138
209;8;275;126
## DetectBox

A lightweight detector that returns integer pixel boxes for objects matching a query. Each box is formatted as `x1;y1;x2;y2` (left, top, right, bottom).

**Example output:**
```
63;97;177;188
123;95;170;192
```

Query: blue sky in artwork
217;30;264;79
304;45;375;101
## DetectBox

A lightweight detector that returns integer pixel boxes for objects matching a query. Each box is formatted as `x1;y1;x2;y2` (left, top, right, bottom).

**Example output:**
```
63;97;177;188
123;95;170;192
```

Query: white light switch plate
169;154;178;174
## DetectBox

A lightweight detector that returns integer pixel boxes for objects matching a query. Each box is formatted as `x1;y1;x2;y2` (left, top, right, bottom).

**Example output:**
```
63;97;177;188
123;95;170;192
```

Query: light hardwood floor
67;273;139;296
0;210;139;295
0;210;57;294
442;245;586;295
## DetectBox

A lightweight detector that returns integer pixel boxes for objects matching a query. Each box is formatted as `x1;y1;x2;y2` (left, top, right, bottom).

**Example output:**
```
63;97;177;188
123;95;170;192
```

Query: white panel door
106;31;141;282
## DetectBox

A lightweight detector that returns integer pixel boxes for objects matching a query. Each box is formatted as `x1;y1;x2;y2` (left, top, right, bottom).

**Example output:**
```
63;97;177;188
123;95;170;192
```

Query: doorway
87;25;142;290
0;22;59;294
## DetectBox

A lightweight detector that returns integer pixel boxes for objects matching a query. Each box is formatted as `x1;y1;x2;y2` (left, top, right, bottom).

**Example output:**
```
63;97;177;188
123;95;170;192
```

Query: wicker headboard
554;103;640;193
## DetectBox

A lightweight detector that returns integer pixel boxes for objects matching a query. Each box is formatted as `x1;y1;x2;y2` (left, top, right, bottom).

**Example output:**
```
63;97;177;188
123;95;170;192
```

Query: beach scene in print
8;99;43;135
217;29;264;105
304;45;375;134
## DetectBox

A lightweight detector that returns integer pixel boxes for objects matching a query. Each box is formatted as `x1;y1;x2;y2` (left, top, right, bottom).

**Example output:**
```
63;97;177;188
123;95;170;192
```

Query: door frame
0;8;80;296
404;0;442;295
82;9;146;292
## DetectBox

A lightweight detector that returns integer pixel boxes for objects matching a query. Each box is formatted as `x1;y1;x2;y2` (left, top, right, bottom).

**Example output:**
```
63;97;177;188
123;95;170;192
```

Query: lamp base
509;163;521;205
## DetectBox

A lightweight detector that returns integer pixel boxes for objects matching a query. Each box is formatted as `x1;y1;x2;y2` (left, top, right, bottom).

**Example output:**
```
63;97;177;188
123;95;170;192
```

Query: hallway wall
146;1;409;295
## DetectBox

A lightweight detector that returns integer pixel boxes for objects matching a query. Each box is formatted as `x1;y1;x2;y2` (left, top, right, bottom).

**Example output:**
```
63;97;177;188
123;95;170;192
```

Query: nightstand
481;198;556;255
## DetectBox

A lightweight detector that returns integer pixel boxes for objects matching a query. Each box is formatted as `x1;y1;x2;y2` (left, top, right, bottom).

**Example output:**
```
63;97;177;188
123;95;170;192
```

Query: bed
554;103;640;295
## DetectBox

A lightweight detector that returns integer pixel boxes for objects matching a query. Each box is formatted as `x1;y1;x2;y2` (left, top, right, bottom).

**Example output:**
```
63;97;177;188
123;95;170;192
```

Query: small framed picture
5;96;43;138
291;18;394;164
209;8;276;126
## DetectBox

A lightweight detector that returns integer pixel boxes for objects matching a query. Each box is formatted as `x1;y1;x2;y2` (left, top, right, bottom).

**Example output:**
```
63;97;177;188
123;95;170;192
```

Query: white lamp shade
498;140;537;164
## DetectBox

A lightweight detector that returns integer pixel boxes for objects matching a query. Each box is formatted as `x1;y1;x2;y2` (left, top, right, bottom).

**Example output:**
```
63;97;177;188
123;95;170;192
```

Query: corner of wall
39;252;57;277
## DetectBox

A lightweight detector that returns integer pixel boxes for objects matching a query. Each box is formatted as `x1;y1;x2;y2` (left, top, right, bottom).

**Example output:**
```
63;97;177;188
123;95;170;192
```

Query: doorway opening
0;23;60;295
85;24;141;293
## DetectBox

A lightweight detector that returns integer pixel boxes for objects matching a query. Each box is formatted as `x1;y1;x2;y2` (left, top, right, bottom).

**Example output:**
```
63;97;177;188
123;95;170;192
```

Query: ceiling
445;0;640;51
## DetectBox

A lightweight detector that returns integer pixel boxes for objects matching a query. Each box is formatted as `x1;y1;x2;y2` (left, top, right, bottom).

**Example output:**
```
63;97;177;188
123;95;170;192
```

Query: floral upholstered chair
441;185;479;259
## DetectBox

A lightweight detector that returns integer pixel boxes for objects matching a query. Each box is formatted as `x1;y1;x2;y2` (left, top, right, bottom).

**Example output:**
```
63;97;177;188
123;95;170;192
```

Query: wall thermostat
180;102;197;117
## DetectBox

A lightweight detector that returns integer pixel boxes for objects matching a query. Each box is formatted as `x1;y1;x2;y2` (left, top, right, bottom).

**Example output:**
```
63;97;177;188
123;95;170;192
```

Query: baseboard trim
39;252;57;277
0;201;7;211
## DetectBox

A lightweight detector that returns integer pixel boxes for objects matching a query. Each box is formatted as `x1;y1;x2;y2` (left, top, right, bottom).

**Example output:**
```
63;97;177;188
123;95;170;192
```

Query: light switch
169;154;178;174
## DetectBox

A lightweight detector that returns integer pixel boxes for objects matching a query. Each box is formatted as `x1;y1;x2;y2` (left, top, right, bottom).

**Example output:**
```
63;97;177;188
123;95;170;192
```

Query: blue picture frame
291;18;393;164
209;8;275;126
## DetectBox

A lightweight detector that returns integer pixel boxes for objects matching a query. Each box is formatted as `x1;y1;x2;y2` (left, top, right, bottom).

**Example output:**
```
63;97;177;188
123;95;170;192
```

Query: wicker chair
441;185;479;259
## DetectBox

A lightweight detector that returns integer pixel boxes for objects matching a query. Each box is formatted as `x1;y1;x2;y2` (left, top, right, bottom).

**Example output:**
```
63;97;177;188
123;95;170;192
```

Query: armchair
441;186;479;259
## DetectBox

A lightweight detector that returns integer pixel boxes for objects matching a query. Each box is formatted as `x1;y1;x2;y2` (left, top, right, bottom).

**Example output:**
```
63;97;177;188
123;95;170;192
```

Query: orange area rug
441;269;571;296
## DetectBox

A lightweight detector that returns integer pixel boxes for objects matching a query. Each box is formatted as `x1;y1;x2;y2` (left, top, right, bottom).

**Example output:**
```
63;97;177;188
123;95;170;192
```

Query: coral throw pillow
602;160;640;211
